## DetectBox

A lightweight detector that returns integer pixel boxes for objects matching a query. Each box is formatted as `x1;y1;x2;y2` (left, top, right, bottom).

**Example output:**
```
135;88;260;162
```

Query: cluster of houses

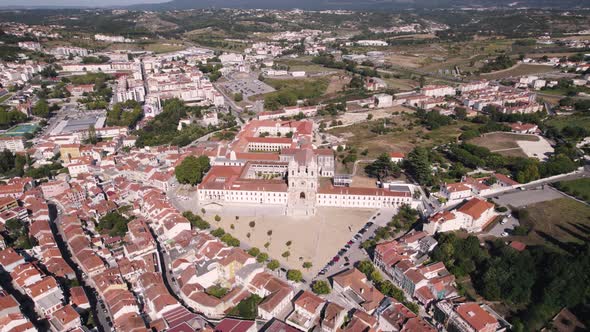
391;81;542;116
0;62;48;86
372;230;507;332
0;182;88;332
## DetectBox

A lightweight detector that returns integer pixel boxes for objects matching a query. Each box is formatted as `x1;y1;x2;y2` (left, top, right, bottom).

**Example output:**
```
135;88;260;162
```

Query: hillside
130;0;590;11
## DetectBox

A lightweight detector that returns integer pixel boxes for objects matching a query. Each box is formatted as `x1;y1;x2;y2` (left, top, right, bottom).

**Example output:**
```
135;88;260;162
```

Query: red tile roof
456;303;498;332
457;198;494;220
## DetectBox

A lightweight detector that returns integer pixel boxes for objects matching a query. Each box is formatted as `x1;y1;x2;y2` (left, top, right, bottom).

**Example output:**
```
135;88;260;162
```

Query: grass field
382;77;417;91
512;198;590;252
479;63;558;80
554;178;590;203
142;42;186;54
275;56;341;74
468;132;539;157
545;114;590;131
328;116;475;158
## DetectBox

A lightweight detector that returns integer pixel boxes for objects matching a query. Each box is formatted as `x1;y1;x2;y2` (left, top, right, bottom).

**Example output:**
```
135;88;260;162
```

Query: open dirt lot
325;74;351;95
468;132;550;158
332;105;410;127
202;206;375;278
384;53;424;68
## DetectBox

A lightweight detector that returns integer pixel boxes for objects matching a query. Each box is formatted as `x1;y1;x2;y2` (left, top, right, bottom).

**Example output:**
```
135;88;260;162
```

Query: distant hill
130;0;590;11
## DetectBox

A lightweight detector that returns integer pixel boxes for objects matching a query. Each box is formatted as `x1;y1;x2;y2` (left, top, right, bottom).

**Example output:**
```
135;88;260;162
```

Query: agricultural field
512;198;590;251
478;63;558;80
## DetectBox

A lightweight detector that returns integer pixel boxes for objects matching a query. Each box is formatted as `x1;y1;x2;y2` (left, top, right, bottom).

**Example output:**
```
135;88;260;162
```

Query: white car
500;218;508;225
501;232;509;237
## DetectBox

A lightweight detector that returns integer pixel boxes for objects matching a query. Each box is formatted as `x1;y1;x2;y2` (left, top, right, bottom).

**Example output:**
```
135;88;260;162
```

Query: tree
404;147;433;186
282;251;291;260
107;100;142;128
214;215;221;222
247;247;260;257
249;221;256;228
312;280;331;294
32;99;50;118
365;153;401;181
257;252;269;263
286;269;303;282
370;270;383;283
419;76;426;88
211;228;225;237
86;125;98;144
233;92;243;102
182;211;210;230
303;262;312;270
175;155;210;185
455;107;467;120
264;242;270;250
357;260;375;275
285;240;292;247
267;260;280;270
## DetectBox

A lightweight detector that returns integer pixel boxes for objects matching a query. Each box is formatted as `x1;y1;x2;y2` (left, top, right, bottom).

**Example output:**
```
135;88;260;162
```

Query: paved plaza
203;205;376;277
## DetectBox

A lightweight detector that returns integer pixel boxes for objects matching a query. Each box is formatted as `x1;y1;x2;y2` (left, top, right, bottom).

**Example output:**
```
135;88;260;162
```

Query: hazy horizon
0;0;167;7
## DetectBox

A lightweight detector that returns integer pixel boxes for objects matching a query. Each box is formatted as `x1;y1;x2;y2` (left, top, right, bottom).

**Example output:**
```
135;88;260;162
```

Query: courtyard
199;204;376;279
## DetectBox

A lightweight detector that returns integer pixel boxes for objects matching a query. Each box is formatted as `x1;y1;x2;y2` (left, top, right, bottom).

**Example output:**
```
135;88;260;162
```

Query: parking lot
313;208;398;282
492;186;565;208
483;214;519;238
219;78;275;98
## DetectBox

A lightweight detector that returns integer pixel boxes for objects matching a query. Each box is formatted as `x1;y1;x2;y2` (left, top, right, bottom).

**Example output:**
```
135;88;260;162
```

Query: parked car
501;231;509;237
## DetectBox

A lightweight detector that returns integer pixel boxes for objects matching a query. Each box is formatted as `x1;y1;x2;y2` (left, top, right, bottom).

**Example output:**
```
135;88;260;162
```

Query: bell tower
286;157;318;216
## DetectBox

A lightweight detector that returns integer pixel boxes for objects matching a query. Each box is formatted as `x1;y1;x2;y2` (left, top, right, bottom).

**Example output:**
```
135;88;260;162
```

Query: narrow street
49;204;108;332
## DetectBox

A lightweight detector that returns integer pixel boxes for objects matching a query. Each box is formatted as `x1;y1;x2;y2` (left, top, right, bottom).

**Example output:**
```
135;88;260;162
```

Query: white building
0;137;25;153
423;198;497;234
374;93;393;108
356;40;388;46
422;85;456;98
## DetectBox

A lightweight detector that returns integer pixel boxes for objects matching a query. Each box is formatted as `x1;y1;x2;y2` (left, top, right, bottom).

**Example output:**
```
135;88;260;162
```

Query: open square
199;205;376;278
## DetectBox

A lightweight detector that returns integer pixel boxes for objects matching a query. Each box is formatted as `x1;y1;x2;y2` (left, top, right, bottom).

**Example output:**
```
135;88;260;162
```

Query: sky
0;0;167;6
